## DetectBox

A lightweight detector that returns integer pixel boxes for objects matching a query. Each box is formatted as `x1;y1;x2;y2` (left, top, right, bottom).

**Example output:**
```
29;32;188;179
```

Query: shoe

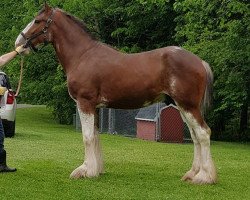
0;150;16;173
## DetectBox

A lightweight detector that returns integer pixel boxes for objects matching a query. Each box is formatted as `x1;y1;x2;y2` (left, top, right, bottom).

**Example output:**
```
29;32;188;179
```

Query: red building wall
136;105;185;143
160;107;184;143
136;120;156;141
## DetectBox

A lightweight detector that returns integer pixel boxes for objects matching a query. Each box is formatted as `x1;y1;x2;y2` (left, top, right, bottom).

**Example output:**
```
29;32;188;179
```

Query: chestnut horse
15;4;217;184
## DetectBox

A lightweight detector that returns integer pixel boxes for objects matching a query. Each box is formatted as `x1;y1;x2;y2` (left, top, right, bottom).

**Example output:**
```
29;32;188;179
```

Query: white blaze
15;20;35;47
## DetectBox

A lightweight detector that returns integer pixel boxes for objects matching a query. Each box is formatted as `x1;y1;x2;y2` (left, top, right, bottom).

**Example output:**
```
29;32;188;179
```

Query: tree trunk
239;102;248;140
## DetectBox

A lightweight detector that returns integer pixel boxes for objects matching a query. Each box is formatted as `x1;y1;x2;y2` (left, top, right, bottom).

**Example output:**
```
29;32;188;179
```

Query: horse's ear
44;1;51;12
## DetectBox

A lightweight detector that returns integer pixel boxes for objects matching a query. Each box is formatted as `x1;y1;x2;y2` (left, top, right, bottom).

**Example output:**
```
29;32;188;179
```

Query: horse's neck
52;15;96;73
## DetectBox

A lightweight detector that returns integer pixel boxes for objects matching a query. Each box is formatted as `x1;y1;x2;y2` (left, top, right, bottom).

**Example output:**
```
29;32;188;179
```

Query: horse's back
128;46;204;76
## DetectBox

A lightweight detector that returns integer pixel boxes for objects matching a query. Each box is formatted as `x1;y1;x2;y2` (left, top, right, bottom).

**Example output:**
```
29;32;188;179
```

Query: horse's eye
34;20;41;24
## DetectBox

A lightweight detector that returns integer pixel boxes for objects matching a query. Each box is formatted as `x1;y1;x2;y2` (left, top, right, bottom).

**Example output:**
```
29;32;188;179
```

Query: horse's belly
104;92;165;109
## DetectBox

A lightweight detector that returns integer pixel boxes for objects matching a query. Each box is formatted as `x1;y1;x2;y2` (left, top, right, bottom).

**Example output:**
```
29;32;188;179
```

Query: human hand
0;86;7;95
15;45;29;54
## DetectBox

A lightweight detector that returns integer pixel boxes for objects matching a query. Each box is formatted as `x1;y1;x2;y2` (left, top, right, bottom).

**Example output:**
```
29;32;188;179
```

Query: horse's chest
67;76;84;99
67;74;99;100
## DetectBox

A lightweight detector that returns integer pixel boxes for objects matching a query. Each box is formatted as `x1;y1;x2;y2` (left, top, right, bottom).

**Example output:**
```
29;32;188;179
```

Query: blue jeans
0;118;4;153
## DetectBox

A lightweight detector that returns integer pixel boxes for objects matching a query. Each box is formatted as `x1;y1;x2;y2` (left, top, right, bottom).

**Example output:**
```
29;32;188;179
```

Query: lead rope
15;56;24;97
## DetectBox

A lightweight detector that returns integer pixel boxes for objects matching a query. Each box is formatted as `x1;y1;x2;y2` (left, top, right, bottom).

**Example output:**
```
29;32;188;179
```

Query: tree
174;0;250;141
0;0;177;124
1;0;248;141
0;0;74;124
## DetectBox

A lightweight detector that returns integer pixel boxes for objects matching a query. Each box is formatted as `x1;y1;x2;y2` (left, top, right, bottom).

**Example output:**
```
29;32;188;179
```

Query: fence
99;108;140;137
74;103;191;142
75;107;139;137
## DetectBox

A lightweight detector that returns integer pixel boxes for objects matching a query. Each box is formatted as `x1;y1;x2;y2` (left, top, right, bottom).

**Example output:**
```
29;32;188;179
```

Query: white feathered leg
179;111;201;181
180;110;217;184
70;107;104;179
192;126;217;184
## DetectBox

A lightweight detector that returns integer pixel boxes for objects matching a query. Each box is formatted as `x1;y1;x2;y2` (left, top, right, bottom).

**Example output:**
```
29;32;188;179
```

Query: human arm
0;46;27;68
0;51;17;67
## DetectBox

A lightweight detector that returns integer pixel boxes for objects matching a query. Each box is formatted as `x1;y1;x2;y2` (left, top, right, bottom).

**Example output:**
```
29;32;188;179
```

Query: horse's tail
201;60;213;114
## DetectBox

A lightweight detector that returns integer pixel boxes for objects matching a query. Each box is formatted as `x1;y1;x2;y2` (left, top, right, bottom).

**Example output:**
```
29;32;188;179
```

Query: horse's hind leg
70;104;104;179
180;113;201;181
179;107;217;184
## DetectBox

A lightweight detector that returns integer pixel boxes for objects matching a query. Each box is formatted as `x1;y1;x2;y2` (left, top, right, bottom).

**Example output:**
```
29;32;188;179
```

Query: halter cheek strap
22;9;55;52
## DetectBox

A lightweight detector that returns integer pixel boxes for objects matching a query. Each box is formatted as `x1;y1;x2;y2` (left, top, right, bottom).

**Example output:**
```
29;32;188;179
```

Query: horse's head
15;3;55;52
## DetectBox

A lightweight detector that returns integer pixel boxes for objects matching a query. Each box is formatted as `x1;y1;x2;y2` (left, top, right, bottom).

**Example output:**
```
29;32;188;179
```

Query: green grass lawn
0;107;249;200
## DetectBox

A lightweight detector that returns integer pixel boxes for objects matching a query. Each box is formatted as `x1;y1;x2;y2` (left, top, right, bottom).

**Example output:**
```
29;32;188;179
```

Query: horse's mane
59;9;95;40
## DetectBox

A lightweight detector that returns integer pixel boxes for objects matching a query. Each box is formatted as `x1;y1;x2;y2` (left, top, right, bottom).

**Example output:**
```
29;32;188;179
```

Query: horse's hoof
191;170;217;185
70;165;87;179
70;163;99;179
182;170;197;181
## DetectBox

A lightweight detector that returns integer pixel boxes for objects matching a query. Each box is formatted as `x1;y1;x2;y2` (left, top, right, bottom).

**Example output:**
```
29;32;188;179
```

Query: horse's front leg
70;106;104;179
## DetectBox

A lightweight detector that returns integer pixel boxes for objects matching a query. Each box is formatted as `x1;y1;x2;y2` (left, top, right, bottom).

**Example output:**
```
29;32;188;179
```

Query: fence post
108;109;115;134
155;103;161;141
99;108;104;133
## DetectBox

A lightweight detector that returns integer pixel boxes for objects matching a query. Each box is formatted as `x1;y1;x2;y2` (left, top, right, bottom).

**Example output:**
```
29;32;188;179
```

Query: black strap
23;9;55;52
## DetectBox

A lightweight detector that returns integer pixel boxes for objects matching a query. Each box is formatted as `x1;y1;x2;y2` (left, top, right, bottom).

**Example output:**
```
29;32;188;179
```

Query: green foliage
174;0;250;140
49;0;176;52
46;65;76;124
0;0;177;125
0;0;248;140
0;0;74;124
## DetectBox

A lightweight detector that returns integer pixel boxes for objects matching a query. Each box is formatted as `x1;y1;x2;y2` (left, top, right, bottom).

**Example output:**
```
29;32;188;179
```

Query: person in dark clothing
0;45;27;172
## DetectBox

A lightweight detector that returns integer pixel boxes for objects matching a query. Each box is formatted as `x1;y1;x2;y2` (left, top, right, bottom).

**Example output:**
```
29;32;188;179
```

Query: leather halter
22;9;55;52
